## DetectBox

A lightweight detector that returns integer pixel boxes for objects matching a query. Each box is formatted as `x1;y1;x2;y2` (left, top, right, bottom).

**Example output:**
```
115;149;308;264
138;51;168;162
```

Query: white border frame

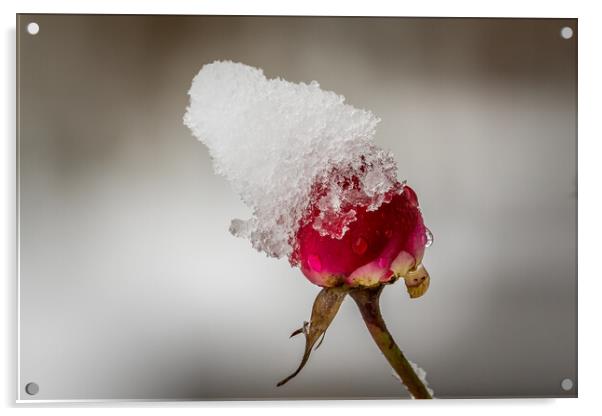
3;1;601;415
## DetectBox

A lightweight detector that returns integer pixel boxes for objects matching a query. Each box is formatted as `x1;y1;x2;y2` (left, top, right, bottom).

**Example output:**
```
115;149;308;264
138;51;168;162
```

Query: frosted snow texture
184;61;399;260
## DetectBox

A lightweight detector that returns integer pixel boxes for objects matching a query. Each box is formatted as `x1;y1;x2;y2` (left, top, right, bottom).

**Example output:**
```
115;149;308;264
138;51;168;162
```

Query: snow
184;61;399;261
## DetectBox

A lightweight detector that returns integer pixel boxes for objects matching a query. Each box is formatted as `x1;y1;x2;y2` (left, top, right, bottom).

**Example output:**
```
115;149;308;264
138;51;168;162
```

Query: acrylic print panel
17;14;577;401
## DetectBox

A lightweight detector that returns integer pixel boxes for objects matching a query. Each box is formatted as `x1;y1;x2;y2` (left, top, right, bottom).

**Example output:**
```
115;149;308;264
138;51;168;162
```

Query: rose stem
350;285;432;399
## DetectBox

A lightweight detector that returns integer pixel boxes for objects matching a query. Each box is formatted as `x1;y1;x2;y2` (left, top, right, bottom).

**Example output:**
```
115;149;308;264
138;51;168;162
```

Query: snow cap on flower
184;61;398;259
184;61;431;295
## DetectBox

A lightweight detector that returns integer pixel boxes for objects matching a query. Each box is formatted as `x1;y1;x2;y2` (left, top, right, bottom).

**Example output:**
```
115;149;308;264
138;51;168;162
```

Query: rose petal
346;260;391;287
391;250;416;277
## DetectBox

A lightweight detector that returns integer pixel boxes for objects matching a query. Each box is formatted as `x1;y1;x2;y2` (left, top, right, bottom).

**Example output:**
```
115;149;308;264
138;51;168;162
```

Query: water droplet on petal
352;236;368;255
308;254;322;272
425;227;434;248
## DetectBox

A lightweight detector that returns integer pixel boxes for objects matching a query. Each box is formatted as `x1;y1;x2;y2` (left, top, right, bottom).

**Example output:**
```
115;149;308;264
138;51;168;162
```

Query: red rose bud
294;183;431;298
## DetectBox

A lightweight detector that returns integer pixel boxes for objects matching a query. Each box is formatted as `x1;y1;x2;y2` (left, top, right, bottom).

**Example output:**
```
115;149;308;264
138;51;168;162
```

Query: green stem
350;286;432;399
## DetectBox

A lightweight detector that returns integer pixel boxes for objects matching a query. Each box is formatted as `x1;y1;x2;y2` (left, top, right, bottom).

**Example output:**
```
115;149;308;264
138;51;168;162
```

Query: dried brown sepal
404;264;430;299
276;286;349;386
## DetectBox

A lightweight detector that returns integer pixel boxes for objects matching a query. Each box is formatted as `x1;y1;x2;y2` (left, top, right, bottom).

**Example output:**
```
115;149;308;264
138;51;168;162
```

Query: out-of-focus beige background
17;15;577;400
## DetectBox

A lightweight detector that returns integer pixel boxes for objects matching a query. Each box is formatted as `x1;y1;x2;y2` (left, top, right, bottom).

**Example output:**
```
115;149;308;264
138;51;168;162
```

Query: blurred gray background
17;15;577;400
